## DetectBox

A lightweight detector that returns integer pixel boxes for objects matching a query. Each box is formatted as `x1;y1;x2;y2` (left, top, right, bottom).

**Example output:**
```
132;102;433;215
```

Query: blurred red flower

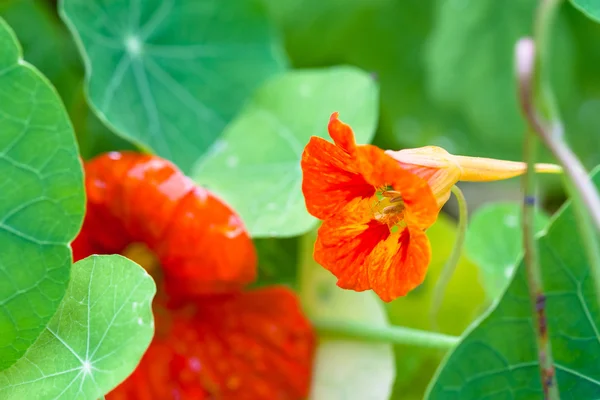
72;152;315;400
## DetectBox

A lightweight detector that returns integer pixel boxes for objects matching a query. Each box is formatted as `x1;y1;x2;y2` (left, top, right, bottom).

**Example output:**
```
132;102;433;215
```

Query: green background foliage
2;0;600;398
465;203;550;300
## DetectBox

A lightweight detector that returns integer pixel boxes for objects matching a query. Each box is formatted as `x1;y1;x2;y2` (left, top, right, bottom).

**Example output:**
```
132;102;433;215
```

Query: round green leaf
299;229;395;400
0;18;85;371
426;171;600;399
570;0;600;23
465;202;549;301
0;255;156;399
193;66;379;237
59;0;287;172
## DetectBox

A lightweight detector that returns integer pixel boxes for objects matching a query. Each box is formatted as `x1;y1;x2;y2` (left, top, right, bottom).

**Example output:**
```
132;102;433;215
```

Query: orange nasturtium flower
301;112;561;302
72;152;315;400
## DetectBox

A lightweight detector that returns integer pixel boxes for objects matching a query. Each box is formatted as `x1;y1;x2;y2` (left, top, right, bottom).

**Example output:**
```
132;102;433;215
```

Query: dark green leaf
0;0;82;106
69;83;137;160
0;255;156;399
59;0;287;172
426;171;600;399
253;237;299;288
0;18;85;370
193;66;379;237
465;203;550;300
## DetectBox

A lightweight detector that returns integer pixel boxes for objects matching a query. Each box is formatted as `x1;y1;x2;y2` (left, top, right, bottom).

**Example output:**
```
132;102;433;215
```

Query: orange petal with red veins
301;136;374;220
107;287;316;400
315;197;432;302
72;152;256;298
356;145;439;228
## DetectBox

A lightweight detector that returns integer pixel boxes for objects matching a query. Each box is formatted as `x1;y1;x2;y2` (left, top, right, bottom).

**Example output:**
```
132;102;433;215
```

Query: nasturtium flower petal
315;198;431;302
301;113;437;302
107;287;315;400
72;152;257;298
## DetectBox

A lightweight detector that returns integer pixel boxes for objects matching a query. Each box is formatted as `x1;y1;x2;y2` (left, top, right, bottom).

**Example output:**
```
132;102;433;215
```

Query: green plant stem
312;319;459;350
430;185;468;330
514;1;561;398
532;0;600;309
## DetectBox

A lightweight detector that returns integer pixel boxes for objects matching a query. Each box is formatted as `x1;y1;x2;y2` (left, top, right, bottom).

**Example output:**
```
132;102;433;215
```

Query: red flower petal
301;113;438;227
107;287;315;400
315;197;431;302
301;136;374;220
72;152;256;298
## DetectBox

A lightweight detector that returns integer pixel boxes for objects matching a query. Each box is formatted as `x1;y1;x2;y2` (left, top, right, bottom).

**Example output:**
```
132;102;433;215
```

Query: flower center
122;242;162;280
373;186;406;228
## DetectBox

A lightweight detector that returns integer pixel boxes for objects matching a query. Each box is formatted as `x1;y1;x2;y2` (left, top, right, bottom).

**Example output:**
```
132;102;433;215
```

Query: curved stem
313;319;459;350
430;185;468;330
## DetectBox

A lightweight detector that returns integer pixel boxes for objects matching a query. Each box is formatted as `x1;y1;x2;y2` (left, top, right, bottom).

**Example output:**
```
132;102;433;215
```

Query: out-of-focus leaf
192;66;379;238
0;18;84;370
0;0;82;107
261;0;482;162
386;213;486;400
59;0;287;172
299;229;395;400
253;237;299;288
426;169;600;399
425;0;575;159
560;5;600;169
69;83;137;160
0;255;156;399
465;202;550;301
570;0;600;23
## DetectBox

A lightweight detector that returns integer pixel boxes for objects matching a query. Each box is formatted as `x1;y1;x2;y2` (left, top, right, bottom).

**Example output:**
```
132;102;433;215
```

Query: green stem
532;0;600;311
514;1;563;398
313;319;459;350
430;185;468;330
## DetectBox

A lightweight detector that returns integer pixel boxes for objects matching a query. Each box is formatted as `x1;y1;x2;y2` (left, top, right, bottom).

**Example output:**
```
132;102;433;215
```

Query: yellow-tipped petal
386;146;562;208
386;147;461;208
452;156;562;182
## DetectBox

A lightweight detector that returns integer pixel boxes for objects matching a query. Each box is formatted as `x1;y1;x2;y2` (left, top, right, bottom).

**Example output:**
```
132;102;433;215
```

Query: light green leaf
59;0;287;172
0;18;85;370
426;171;600;399
299;229;395;400
193;66;379;237
570;0;600;23
0;255;156;399
465;203;550;300
425;0;574;158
